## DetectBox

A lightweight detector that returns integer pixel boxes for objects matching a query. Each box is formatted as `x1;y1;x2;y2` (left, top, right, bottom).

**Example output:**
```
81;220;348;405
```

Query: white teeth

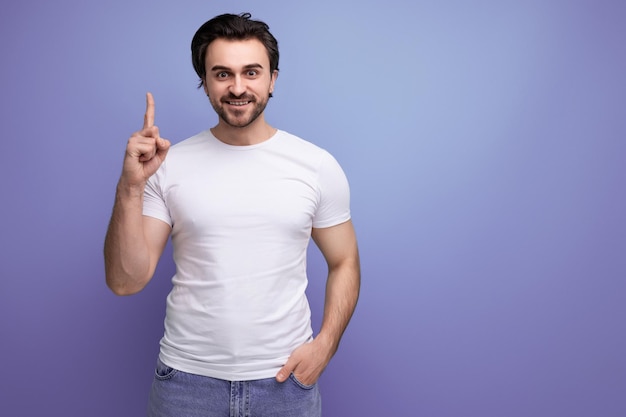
228;101;249;106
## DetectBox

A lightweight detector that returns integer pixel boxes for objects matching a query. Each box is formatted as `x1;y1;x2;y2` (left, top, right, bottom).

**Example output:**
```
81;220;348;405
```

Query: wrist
314;332;339;357
116;178;146;199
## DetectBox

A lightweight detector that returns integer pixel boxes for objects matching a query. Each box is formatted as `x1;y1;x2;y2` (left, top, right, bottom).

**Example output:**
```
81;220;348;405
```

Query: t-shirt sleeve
143;165;173;227
312;152;351;228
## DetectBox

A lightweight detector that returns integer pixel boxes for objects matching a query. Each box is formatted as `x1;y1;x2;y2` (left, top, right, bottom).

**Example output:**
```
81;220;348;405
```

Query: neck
211;115;276;146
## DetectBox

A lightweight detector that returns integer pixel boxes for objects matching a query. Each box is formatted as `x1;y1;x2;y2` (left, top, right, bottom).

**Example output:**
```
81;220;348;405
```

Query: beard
209;93;269;129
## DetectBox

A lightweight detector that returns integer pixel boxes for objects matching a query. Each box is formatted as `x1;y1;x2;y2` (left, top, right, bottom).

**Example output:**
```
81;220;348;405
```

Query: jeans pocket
289;373;316;390
154;359;178;381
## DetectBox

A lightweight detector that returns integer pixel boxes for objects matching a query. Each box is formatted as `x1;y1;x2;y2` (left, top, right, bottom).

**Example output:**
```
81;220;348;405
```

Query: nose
229;75;246;97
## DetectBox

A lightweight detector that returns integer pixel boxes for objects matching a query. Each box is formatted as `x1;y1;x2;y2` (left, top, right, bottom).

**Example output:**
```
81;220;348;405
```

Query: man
104;13;360;417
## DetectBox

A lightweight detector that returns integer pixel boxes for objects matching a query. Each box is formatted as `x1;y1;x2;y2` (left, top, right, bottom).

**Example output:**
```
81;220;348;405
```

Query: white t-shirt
143;129;351;380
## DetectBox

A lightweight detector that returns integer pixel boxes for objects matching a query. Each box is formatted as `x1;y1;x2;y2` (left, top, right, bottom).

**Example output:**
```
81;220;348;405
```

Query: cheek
205;85;223;100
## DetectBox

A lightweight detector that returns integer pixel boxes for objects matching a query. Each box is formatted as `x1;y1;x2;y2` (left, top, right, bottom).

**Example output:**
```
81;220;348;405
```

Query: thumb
276;358;296;383
156;137;171;160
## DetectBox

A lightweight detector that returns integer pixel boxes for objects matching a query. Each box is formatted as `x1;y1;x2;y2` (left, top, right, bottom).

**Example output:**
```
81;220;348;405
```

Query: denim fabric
148;358;321;417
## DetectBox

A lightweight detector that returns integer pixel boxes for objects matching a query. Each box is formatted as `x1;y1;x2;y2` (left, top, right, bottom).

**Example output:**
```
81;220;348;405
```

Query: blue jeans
147;358;321;417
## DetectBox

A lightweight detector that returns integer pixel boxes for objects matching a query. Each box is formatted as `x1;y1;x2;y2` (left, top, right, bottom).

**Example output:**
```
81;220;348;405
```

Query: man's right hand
121;92;171;188
105;92;172;295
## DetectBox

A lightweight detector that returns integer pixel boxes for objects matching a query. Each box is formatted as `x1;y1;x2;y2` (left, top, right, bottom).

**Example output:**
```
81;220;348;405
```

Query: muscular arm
104;93;171;296
312;220;361;355
276;219;361;384
104;185;171;295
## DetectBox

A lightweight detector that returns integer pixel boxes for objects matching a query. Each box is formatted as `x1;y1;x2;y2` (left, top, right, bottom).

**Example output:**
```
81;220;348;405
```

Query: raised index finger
143;92;155;129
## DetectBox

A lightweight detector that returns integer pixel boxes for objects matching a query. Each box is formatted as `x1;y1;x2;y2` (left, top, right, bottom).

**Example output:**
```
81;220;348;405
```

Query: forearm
316;256;361;354
104;181;153;295
275;255;360;384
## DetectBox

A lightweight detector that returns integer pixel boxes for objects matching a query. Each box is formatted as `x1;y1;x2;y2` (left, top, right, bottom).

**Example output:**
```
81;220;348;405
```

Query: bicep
143;215;172;272
311;220;359;269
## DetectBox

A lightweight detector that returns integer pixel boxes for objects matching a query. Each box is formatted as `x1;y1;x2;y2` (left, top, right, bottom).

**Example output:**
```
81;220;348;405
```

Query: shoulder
276;130;322;150
168;130;212;154
150;130;213;181
270;131;347;188
274;130;335;162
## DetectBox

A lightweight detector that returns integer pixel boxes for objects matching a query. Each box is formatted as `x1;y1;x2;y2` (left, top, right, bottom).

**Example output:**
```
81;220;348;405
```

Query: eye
246;70;258;77
217;72;229;79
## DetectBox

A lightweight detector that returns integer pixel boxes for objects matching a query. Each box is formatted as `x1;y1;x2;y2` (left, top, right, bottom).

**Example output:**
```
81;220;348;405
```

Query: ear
269;70;278;94
203;79;209;96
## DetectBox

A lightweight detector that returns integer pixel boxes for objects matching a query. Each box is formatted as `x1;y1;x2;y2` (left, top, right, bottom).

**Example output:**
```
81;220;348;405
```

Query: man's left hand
275;337;335;385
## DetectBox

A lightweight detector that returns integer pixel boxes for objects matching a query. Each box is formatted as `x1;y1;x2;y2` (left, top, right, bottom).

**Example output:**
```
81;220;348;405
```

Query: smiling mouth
226;100;251;106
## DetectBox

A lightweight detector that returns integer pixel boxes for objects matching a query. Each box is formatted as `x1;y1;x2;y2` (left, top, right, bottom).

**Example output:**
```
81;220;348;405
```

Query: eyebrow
210;63;265;72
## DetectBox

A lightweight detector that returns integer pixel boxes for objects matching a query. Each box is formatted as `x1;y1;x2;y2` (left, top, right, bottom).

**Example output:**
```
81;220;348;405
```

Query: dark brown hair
191;13;280;89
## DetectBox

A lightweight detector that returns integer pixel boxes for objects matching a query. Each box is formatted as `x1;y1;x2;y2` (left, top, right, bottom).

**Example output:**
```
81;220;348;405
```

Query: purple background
1;0;624;416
